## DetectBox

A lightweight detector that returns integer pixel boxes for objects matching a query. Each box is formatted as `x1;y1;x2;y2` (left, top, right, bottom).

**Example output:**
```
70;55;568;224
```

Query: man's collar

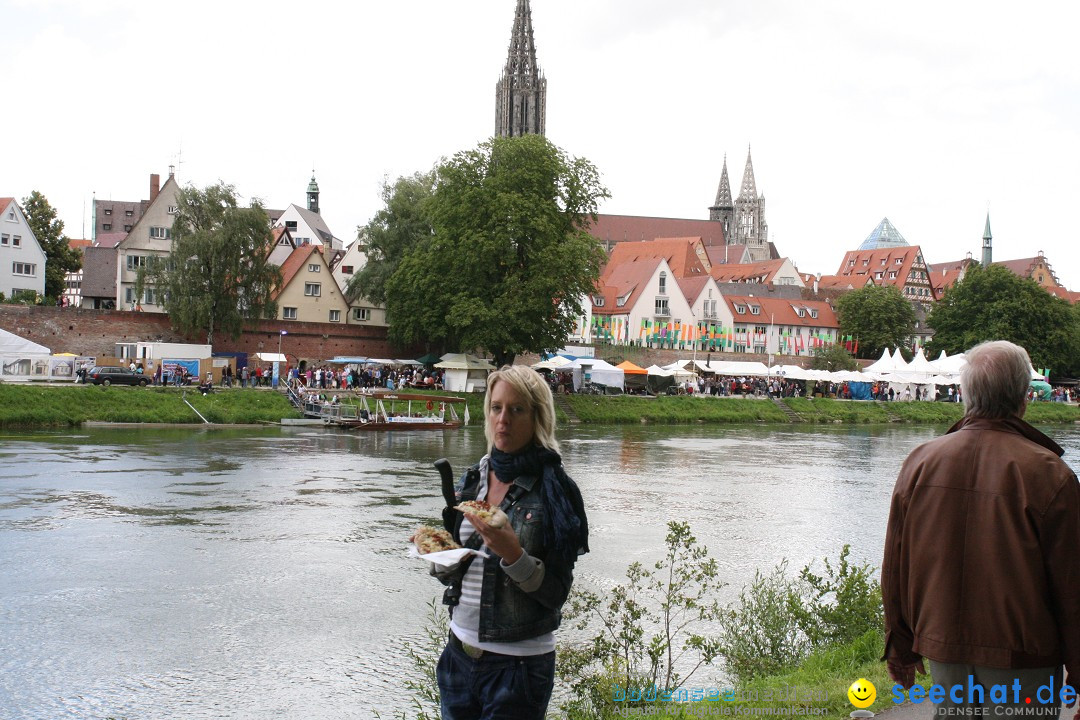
947;415;1065;457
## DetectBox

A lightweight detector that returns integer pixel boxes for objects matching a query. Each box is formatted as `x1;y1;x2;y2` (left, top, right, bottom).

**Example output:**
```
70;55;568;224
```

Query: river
2;423;1079;719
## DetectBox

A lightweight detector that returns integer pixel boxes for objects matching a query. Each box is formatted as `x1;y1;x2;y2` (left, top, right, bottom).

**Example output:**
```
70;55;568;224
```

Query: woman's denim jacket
434;460;576;643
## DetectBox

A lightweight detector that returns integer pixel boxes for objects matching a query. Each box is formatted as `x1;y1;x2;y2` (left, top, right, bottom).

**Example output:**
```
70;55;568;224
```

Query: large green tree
150;183;281;345
383;135;609;366
834;284;917;359
927;264;1080;376
21;190;81;301
346;170;436;305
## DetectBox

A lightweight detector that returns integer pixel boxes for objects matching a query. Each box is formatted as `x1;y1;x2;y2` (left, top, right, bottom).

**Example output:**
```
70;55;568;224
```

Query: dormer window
862;259;869;266
809;308;818;319
749;305;760;315
795;307;805;317
875;272;883;280
593;295;604;307
616;291;630;307
734;304;746;314
895;258;903;265
848;260;855;267
881;259;887;265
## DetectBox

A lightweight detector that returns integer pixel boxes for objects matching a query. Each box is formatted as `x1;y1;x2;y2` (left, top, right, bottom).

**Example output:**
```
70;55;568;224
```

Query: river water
3;423;1080;719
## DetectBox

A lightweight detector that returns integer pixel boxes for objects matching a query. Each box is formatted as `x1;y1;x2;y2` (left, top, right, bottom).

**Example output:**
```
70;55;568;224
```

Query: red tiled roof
274;244;321;299
604;237;709;278
586;214;726;247
94;232;127;248
723;294;839;329
593;257;663;316
67;238;93;251
710;258;788;284
0;198;13;216
706;244;752;265
1047;286;1080;304
675;275;710;304
814;274;861;290
835;245;936;299
993;257;1061;286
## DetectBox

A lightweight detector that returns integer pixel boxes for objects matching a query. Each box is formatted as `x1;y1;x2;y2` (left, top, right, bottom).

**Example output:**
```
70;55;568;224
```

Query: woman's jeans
436;638;555;720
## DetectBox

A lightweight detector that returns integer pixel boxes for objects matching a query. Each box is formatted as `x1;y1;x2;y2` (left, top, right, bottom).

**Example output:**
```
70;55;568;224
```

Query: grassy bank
566;395;790;424
0;384;301;427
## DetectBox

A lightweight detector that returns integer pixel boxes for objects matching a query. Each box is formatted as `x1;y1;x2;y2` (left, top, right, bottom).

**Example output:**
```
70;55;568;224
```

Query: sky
4;0;1079;287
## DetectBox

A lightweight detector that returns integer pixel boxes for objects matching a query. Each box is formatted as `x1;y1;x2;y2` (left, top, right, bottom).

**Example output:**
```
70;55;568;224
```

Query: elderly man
882;340;1080;718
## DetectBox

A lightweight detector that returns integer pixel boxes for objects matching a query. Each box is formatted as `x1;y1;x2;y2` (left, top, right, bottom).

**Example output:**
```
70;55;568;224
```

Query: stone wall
0;305;403;363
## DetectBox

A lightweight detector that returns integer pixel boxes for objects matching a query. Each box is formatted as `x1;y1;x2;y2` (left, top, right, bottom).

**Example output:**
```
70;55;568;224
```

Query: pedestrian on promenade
882;340;1080;719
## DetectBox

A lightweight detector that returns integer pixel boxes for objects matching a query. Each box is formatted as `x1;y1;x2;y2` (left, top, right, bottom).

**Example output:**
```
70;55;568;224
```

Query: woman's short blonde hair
484;365;559;454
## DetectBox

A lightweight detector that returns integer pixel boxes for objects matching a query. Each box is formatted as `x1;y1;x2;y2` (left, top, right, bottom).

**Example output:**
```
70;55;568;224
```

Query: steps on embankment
554;394;581;424
771;397;803;423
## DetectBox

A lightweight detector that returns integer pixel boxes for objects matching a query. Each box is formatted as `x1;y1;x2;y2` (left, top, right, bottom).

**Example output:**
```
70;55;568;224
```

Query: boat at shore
290;383;468;430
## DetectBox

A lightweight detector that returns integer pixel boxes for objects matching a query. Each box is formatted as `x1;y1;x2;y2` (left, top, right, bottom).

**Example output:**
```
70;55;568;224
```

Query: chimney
150;174;161;204
814;273;820;295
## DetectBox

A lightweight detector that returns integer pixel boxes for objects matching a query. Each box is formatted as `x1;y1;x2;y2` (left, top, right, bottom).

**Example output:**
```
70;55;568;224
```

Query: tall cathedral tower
495;0;547;138
709;154;734;240
732;148;769;260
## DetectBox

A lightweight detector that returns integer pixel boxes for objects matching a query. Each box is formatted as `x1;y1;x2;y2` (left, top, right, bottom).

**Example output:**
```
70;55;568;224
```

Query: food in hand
410;525;461;554
453;500;509;528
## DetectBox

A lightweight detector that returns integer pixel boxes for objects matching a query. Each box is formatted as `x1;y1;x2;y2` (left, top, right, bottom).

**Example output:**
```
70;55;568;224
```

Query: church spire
708;154;734;239
737;146;758;201
495;0;547;138
713;154;733;208
981;212;992;266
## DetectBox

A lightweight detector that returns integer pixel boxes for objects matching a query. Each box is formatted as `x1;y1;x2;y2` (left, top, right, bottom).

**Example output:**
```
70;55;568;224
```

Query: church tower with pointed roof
495;0;546;138
708;154;734;241
731;148;769;261
306;174;320;215
981;212;992;267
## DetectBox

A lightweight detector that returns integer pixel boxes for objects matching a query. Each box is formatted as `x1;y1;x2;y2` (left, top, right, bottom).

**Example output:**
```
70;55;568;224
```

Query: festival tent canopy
0;328;50;355
645;365;675;376
907;349;935;374
930;352;967;374
415;352;442;365
255;352;287;363
569;357;624;390
864;348;895;374
615;360;649;375
436;353;496;392
532;355;576;371
708;360;771;376
328;356;369;364
660;361;696;380
770;364;811;380
891;348;910;371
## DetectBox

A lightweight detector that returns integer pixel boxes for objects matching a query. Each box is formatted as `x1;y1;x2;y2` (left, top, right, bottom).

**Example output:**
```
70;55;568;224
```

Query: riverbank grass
566;395;789;424
0;384;301;427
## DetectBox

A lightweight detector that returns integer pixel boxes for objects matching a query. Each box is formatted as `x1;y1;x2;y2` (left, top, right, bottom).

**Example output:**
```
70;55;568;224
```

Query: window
848;260;855;267
896;258;903;265
12;262;36;276
616;291;630;308
103;209;112;216
304;282;321;297
124;225;132;232
658;271;667;295
283;307;297;320
285;221;298;232
749;305;760;315
754;325;767;334
329;309;341;322
862;259;869;266
1;234;8;246
880;259;887;265
168;205;178;215
654;297;669;316
795;307;805;317
593;295;604;307
889;271;898;279
734;304;746;314
875;272;883;280
103;224;112;231
808;308;818;319
353;308;370;321
149;226;171;239
125;287;135;303
126;255;148;271
143;288;156;305
12;235;20;247
308;263;320;273
341;265;354;275
125;210;133;217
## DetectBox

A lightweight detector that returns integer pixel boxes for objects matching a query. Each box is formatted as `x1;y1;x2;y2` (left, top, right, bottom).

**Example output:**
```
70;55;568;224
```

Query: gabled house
113;171;181;311
63;238;93;306
591;256;695;347
835;244;936;346
675;274;724;325
605;236;712;277
328;238;387;326
275;204;342;250
928;257;976;296
268;226;296;267
273;244;349;324
0;197;47;299
716;295;839;356
994;252;1061;290
709;257;804;287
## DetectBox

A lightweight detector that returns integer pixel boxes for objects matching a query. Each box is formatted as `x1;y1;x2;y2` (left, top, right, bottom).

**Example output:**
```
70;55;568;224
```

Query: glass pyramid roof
858;217;909;250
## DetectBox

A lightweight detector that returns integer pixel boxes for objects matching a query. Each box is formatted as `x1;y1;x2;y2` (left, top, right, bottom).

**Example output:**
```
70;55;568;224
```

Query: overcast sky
5;0;1079;287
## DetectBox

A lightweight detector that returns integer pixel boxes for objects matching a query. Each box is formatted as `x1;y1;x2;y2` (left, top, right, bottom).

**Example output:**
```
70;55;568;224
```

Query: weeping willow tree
150;182;281;345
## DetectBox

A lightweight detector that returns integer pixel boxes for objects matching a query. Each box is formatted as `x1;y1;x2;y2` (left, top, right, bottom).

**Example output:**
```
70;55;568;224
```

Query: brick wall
0;306;406;364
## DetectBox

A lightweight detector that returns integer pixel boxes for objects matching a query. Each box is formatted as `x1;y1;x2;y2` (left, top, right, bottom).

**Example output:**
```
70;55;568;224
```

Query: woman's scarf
488;445;589;564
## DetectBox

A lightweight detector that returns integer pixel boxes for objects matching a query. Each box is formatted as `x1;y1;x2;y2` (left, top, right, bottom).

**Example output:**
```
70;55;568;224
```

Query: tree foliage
808;344;859;371
346;171;436;306
927;264;1080;376
834;285;916;359
382;135;609;366
21;190;81;301
150;183;281;345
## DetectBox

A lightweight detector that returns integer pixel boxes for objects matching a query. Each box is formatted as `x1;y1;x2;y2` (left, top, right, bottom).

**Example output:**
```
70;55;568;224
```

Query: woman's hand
468;513;524;564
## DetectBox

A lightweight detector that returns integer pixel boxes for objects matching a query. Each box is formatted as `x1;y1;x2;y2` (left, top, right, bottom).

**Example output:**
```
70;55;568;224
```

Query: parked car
86;366;149;387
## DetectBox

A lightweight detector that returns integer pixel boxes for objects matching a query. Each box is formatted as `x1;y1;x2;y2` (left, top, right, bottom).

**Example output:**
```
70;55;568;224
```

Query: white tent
532;355;575;371
435;353;496;392
864;348;894;374
570;357;624;391
0;328;50;355
645;364;675;376
769;364;811;380
709;360;770;377
891;348;910;371
255;352;287;363
659;361;696;380
907;348;935;375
